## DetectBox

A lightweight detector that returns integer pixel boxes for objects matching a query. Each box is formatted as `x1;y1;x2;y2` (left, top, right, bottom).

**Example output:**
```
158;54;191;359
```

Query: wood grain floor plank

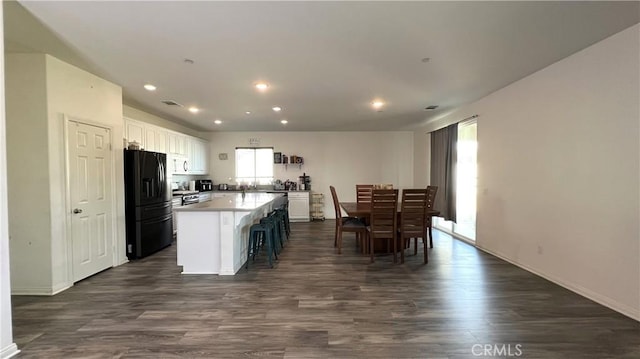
11;221;639;358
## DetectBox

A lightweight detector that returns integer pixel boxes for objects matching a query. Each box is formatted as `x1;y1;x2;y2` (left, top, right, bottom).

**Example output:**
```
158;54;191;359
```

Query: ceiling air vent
425;105;439;111
161;100;184;107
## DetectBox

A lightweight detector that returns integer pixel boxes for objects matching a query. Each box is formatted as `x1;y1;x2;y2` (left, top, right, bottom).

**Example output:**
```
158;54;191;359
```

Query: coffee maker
195;179;213;191
298;173;311;190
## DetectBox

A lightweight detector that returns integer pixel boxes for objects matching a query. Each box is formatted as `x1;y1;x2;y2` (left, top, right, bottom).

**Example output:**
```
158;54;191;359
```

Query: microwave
195;179;213;192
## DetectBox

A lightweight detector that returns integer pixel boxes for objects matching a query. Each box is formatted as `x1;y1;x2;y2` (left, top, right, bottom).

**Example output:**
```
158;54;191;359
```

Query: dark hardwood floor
11;221;639;358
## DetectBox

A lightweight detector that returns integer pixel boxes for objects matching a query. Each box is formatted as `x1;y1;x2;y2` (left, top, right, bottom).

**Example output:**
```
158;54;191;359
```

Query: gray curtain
430;124;457;222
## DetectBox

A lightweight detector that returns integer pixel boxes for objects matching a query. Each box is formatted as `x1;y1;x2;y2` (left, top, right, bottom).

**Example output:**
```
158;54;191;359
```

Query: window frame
235;147;274;186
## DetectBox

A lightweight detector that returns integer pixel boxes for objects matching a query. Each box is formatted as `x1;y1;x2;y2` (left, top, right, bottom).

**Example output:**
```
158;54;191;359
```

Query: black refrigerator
124;149;173;259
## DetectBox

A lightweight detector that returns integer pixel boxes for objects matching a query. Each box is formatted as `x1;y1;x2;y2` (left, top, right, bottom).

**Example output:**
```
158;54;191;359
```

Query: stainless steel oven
182;194;199;205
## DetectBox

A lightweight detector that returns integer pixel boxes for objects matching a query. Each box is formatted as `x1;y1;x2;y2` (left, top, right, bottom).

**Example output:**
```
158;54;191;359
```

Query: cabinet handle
73;208;83;214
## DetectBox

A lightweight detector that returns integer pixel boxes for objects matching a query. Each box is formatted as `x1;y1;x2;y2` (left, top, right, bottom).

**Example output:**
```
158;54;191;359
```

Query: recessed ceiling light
421;57;431;63
245;111;251;115
143;84;156;91
188;107;200;113
255;83;269;91
272;106;282;112
372;101;385;109
280;120;288;124
214;119;222;124
184;58;195;64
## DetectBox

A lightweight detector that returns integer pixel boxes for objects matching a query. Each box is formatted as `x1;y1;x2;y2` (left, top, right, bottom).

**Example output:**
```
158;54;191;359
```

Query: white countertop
173;192;284;212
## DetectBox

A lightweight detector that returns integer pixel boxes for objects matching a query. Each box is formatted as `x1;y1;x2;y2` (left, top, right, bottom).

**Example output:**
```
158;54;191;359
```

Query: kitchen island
174;192;286;275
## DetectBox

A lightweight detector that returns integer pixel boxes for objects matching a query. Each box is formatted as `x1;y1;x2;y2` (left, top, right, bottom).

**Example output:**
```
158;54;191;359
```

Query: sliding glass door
435;120;477;241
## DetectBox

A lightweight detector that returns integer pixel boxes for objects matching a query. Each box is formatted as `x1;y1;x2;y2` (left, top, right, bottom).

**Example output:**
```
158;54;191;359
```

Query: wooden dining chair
425;185;439;249
398;189;428;264
355;184;375;253
367;189;398;263
356;184;374;203
329;186;367;254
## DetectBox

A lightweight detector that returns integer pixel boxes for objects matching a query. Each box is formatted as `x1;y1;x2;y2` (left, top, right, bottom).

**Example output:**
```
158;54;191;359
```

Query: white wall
1;4;20;357
207;131;414;219
5;54;52;293
5;54;124;295
413;132;430;187
45;55;124;292
422;24;640;320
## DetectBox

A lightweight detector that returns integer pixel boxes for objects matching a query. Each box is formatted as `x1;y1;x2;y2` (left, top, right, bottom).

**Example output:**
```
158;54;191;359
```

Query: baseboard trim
0;343;19;359
51;283;73;295
477;244;640;321
11;284;73;296
11;287;53;296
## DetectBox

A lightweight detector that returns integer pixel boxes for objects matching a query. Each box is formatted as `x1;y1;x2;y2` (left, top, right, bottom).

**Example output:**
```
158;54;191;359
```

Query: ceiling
6;1;639;132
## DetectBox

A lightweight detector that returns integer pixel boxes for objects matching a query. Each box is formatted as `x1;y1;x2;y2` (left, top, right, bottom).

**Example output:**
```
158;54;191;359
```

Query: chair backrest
356;184;374;203
400;189;427;237
369;189;398;240
426;185;438;210
329;185;343;219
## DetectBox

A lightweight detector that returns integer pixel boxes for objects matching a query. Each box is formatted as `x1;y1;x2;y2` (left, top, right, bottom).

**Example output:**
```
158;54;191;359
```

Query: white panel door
67;120;114;282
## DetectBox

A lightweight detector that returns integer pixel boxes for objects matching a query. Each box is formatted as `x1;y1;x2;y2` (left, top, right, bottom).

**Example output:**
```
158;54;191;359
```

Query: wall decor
249;138;260;146
274;152;282;163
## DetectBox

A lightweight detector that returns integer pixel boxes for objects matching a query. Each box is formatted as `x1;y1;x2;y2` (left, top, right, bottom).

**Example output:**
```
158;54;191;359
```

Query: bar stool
246;222;277;269
260;214;283;253
277;203;291;237
272;208;289;245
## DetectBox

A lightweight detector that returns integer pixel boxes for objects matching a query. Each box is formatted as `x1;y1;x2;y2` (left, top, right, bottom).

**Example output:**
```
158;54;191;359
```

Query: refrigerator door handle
155;155;164;199
159;160;165;197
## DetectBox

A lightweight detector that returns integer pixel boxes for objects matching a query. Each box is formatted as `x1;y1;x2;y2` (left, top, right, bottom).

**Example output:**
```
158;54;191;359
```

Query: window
235;147;274;186
453;120;477;239
434;119;477;241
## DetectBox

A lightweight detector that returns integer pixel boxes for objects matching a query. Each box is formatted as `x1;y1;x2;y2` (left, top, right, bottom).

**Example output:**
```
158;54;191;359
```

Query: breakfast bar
174;192;286;275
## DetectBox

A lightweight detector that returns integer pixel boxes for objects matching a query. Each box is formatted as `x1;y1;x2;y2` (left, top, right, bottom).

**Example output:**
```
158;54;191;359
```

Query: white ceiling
7;1;639;132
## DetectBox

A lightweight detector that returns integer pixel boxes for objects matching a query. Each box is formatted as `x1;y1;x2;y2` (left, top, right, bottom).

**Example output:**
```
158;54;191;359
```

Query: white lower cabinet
171;197;182;235
288;191;310;222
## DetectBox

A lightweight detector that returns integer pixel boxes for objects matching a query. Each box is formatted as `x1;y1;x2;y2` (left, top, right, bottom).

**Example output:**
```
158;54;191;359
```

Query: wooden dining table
340;202;440;253
340;202;440;219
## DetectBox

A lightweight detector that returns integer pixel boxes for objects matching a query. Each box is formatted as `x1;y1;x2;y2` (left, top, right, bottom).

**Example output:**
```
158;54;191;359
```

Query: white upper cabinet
125;118;145;148
168;132;179;154
156;129;168;154
189;137;208;174
168;131;189;157
125;118;169;154
125;118;209;175
145;125;168;153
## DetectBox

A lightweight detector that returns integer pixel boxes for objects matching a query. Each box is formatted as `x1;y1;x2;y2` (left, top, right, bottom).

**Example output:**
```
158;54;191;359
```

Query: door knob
73;208;83;214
